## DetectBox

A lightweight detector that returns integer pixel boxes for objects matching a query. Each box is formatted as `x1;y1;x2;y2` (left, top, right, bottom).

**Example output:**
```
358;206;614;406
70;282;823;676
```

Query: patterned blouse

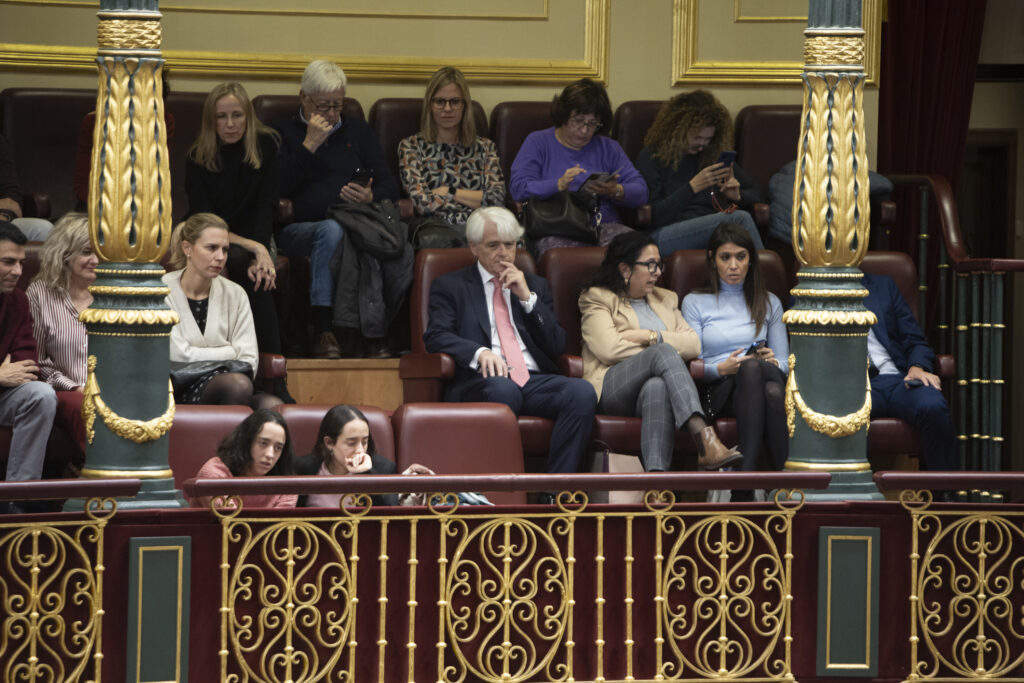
26;281;88;391
398;133;505;225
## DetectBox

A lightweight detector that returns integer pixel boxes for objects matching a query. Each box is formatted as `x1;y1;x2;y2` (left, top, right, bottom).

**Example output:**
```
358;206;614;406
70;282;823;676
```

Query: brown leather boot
694;426;743;470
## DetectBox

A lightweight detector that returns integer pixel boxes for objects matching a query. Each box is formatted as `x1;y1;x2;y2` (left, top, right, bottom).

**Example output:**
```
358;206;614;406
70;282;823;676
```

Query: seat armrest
22;193;50;219
398;352;455;380
274;199;294;227
688;358;706;383
936;354;955;379
753;202;771;231
398;198;414;221
257;353;287;380
557;354;583;378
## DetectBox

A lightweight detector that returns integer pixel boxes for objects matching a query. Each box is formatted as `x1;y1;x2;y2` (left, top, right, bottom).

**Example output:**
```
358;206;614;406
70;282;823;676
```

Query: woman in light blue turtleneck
681;222;788;498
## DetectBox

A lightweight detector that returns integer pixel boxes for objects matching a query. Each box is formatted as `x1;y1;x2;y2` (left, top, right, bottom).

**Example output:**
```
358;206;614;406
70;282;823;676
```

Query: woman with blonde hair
636;90;762;255
26;212;97;460
186;82;292;401
398;66;504;228
163;212;280;410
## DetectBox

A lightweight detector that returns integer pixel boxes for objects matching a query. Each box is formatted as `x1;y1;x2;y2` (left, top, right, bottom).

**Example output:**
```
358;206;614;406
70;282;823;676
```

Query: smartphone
583;172;615;185
904;378;924;388
744;339;766;356
351;167;374;187
716;150;737;167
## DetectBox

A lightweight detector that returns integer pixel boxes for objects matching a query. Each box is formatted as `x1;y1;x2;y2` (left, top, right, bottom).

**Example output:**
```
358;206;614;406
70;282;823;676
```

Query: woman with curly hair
635;90;762;255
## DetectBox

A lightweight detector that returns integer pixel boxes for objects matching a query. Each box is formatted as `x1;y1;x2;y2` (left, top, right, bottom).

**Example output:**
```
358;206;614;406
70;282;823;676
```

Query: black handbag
169;359;253;395
522;190;600;244
409;215;468;251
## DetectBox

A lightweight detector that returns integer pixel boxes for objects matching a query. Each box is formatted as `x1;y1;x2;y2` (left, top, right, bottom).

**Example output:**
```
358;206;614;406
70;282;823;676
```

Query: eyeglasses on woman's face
633;259;665;274
569;115;602;132
431;97;465;110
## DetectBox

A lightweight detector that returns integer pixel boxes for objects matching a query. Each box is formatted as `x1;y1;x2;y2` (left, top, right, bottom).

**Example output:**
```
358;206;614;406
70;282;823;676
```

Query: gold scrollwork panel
441;516;572;683
220;518;357;683
0;499;115;683
904;505;1024;680
657;511;793;680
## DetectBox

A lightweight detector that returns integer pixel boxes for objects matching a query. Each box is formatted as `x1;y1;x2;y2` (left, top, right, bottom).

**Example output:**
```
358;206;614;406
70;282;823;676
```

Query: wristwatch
647;330;658;346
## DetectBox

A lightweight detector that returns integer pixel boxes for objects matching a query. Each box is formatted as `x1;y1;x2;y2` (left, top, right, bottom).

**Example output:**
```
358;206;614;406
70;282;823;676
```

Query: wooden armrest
398;352;455;380
257;352;287;380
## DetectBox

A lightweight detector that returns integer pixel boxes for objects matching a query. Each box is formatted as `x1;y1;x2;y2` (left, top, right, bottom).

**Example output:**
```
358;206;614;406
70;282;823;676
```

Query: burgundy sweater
0;288;38;363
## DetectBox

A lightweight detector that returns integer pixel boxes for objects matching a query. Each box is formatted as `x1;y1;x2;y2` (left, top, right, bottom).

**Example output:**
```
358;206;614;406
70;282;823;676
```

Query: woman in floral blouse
398;67;505;227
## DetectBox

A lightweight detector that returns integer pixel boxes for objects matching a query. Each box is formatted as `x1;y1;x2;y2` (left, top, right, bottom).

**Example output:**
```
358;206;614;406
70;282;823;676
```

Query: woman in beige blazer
579;232;740;471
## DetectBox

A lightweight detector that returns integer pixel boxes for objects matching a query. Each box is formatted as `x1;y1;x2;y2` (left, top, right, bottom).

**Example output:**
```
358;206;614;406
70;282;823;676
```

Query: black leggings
725;359;788;471
225;244;282;355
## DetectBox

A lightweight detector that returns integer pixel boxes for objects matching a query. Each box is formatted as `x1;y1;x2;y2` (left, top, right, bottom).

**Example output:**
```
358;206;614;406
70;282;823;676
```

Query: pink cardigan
187;457;297;509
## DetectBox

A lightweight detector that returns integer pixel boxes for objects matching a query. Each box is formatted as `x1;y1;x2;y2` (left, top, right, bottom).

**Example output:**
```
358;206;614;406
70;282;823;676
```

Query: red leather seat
168;405;252;489
274;403;395;463
15;242;42;293
392;402;526;506
252;94;364;127
488;101;552;202
610;100;663;162
367;97;489;197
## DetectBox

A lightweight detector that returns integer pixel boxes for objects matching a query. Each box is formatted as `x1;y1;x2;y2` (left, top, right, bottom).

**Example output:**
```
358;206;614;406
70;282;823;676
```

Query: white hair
465;207;524;244
301;60;347;95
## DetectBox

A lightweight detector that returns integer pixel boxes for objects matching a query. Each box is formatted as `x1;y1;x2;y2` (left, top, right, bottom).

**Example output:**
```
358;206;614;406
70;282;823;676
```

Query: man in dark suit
863;272;955;470
424;207;597;478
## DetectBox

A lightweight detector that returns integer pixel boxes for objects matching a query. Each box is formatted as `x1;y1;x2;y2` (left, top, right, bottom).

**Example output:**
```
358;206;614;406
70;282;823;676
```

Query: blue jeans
650;210;763;255
275;219;343;308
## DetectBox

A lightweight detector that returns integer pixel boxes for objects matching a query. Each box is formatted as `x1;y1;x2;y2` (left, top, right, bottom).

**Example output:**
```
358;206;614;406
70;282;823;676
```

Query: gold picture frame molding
672;0;881;85
0;0;608;83
0;0;550;19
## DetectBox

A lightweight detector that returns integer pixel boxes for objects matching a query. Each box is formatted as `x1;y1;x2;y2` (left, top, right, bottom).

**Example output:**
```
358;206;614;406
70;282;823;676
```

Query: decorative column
70;0;184;508
781;0;882;499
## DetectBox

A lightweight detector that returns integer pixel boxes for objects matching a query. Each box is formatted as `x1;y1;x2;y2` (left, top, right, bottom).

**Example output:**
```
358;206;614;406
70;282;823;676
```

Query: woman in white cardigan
163;212;280;409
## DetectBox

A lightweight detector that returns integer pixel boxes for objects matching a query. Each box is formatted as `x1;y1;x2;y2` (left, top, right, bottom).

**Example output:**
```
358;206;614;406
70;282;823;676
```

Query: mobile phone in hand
745;340;766;356
716;150;736;166
904;378;924;388
351;167;373;187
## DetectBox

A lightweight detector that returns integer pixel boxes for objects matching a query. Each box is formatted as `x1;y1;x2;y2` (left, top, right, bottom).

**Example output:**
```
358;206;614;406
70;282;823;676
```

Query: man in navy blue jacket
424;207;596;481
273;60;399;358
863;272;955;470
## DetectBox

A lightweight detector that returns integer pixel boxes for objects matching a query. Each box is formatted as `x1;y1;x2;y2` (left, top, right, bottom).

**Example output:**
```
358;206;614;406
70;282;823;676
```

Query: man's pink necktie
491;277;530;387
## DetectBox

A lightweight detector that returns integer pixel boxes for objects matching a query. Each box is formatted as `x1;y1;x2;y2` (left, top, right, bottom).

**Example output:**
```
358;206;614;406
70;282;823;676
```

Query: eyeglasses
480;239;525;252
569;115;602;132
431;97;466;110
311;100;344;113
634;260;665;274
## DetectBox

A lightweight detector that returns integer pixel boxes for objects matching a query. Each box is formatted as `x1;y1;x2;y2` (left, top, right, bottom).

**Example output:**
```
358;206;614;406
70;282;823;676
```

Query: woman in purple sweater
509;79;647;258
